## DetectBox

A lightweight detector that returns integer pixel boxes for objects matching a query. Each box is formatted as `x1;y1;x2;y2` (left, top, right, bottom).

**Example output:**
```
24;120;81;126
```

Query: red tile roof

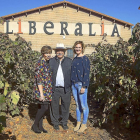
1;1;133;26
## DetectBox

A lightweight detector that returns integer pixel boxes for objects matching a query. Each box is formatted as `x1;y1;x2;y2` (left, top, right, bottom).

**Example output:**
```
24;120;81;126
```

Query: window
67;48;73;59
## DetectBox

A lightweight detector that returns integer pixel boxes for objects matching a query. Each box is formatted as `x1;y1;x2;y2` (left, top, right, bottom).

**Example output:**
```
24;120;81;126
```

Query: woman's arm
38;85;45;101
80;56;90;93
35;58;45;101
82;56;90;86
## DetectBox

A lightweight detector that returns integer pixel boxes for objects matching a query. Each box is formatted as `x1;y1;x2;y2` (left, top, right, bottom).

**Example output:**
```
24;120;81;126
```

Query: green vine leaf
10;91;20;105
0;112;6;116
0;81;4;89
11;107;19;116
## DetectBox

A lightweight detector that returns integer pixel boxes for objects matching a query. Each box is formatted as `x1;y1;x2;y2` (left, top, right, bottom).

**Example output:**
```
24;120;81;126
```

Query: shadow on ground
0;133;16;140
27;103;52;125
27;102;76;127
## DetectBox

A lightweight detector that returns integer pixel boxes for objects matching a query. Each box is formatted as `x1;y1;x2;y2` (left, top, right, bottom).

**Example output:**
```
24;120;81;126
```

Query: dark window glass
67;48;73;59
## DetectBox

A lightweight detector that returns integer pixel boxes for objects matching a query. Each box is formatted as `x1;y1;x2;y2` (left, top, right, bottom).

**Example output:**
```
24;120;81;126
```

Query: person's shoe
31;124;41;133
62;124;69;130
39;117;48;133
53;125;59;130
77;124;87;133
41;129;48;133
73;122;81;131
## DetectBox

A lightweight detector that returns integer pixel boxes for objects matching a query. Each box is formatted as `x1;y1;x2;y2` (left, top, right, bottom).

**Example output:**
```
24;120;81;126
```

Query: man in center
49;43;72;130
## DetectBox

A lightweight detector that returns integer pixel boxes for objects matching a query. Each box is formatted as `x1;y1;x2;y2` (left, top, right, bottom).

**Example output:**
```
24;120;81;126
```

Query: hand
39;95;45;102
80;87;85;94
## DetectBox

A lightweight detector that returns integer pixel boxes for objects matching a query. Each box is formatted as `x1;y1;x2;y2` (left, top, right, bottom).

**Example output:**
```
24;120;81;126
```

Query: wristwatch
82;86;87;88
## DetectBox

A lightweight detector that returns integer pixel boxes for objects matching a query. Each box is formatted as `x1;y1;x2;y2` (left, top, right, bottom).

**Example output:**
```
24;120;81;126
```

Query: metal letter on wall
44;21;54;35
17;19;23;34
60;22;69;35
28;21;36;35
89;23;96;36
75;23;83;36
6;20;13;34
111;24;120;37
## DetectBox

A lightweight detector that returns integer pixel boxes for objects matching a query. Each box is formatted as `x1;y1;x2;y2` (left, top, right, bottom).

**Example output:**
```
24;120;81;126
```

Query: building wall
0;23;4;32
0;5;131;55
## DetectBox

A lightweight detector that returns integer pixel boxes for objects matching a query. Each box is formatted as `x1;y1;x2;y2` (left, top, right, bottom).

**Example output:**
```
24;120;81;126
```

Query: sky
0;0;139;27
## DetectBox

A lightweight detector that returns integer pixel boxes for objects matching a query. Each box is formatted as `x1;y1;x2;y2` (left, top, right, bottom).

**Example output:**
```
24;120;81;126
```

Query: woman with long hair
71;41;90;133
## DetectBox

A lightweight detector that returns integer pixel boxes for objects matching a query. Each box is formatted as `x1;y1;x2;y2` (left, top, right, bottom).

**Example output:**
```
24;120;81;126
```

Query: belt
55;86;64;88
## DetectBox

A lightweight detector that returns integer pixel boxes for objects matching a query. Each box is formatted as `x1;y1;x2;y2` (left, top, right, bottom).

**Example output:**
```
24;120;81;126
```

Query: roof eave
1;1;133;26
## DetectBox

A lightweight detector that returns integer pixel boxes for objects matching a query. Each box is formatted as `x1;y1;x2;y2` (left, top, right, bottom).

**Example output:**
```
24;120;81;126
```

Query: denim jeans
72;82;89;124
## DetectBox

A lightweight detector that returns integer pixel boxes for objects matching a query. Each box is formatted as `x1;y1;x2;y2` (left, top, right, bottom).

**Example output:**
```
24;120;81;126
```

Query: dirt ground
1;96;140;140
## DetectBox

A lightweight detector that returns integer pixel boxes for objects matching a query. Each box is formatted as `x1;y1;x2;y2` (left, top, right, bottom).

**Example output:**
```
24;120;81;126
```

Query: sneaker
53;125;59;130
62;124;69;130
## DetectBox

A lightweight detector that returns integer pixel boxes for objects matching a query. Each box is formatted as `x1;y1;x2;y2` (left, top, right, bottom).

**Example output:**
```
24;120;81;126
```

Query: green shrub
0;33;40;133
88;23;140;128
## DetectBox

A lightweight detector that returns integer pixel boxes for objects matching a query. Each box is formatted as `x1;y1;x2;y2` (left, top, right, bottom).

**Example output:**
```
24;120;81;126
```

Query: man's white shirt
55;60;64;87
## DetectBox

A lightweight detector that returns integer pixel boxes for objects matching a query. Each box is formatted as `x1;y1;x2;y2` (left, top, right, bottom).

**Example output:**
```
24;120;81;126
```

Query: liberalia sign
5;19;120;37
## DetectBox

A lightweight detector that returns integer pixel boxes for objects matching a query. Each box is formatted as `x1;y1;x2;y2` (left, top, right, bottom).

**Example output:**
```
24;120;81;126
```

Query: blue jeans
72;82;89;124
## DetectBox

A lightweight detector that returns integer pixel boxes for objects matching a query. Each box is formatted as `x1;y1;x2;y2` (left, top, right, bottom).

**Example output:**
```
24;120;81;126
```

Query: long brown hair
73;41;85;54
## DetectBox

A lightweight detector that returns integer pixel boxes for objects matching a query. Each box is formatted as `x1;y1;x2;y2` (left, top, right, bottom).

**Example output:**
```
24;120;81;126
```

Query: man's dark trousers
50;87;71;125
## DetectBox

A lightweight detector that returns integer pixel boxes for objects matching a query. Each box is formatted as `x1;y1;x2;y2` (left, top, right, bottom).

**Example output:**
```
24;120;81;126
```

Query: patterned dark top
33;56;52;101
71;55;90;87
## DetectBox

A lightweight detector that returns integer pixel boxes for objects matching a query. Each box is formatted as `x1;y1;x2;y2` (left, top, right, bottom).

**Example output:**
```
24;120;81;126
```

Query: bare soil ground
1;96;140;140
